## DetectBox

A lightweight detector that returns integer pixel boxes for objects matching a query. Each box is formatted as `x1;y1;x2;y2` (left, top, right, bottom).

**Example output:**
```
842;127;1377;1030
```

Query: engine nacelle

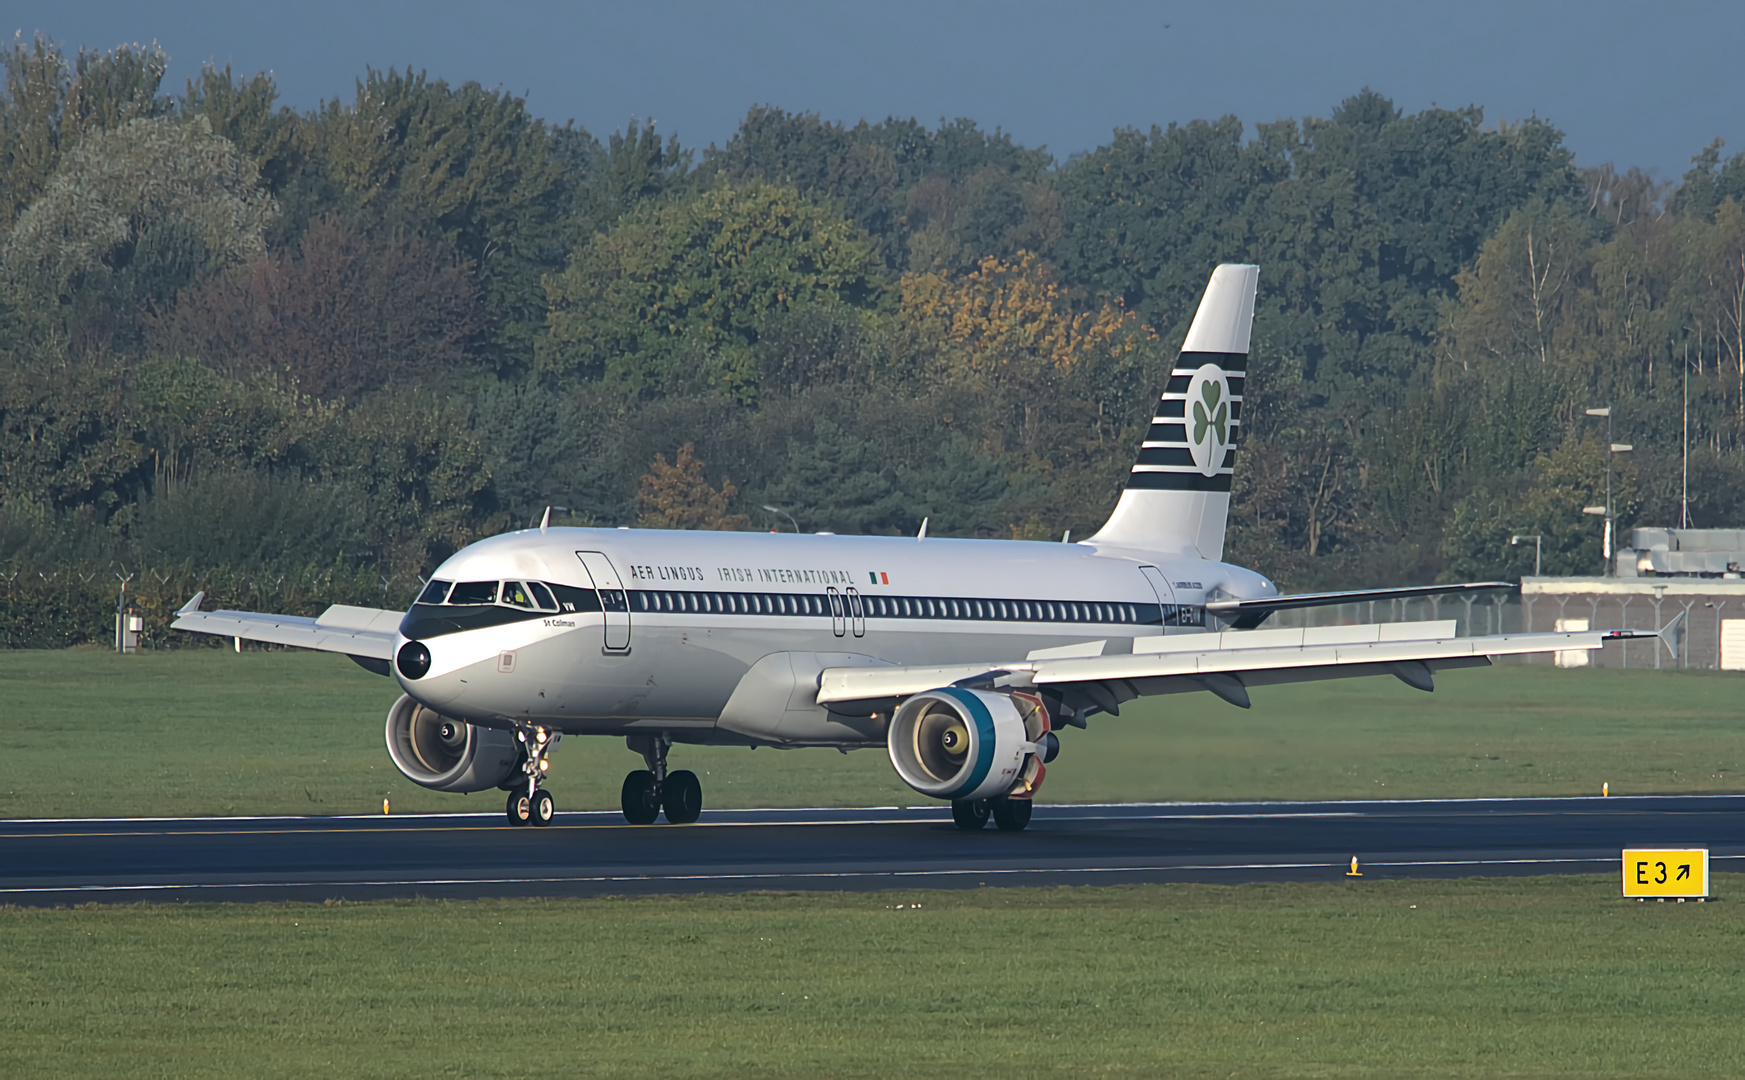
887;688;1050;802
384;694;522;793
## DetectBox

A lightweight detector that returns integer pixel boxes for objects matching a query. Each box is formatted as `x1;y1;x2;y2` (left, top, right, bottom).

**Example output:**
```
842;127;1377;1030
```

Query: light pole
761;505;799;533
1510;534;1542;577
1583;406;1633;576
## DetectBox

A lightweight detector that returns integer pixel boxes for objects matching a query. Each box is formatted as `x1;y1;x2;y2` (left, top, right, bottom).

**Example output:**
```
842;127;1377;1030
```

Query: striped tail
1088;264;1258;559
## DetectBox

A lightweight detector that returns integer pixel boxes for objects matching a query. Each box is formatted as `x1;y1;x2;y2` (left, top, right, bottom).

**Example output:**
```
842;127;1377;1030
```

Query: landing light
539;760;550;772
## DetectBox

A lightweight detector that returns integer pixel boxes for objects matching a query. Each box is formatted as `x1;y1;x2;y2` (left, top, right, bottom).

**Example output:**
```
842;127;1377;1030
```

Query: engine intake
384;694;521;792
887;688;1050;802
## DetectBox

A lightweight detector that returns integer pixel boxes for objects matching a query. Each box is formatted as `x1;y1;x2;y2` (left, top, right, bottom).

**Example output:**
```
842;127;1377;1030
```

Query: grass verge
3;876;1742;1078
2;648;1742;818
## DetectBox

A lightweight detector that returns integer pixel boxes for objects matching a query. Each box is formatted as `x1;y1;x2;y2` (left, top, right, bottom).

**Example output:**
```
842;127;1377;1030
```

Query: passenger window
449;581;498;605
502;582;538;610
418;580;452;605
529;582;557;611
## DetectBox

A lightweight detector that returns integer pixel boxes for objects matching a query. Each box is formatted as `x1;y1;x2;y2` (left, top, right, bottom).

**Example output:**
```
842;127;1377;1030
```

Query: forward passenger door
576;551;632;652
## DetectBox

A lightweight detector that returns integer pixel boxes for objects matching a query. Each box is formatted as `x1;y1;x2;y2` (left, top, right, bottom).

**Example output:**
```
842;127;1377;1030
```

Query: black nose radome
397;640;432;680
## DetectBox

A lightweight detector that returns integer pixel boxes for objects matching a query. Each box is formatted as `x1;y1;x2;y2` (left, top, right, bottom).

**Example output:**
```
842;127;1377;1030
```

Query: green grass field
1;648;1741;818
3;876;1742;1078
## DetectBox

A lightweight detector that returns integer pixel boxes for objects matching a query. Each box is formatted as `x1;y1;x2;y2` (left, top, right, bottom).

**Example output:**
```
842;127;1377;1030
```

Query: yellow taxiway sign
1622;849;1709;899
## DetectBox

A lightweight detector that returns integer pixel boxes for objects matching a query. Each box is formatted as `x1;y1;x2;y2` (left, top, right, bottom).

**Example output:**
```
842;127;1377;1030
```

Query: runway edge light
1622;848;1708;901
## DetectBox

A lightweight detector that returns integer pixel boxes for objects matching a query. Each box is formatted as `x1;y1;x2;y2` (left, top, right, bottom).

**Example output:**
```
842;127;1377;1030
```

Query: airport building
1263;528;1745;671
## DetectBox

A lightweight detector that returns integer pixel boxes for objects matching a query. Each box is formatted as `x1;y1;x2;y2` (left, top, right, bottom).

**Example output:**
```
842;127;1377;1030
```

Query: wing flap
815;622;1667;707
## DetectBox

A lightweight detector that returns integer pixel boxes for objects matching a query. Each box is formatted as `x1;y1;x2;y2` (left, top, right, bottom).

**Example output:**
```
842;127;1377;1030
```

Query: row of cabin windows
630;589;1203;627
416;578;1205;627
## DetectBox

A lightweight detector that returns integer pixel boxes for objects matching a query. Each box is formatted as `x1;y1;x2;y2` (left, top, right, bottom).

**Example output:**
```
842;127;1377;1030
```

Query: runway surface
3;795;1742;905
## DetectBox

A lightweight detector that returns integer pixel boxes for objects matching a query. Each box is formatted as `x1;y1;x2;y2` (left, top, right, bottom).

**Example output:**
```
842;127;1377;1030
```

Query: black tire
620;770;661;825
991;797;1033;831
529;788;555;827
663;769;703;824
951;799;990;830
506;790;532;826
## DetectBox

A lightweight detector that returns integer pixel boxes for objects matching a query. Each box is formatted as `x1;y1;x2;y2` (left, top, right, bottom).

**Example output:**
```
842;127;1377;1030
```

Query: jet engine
384;694;522;793
887;687;1054;802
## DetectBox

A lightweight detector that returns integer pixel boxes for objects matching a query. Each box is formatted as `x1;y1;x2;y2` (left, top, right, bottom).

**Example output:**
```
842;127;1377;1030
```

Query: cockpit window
447;581;499;606
501;581;539;610
528;581;557;610
417;580;452;605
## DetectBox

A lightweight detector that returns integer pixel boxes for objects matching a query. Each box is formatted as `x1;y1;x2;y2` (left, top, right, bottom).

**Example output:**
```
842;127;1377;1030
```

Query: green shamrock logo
1192;379;1228;449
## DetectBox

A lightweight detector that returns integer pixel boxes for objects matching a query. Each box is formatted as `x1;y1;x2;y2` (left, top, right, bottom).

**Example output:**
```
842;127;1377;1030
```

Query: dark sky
13;0;1744;179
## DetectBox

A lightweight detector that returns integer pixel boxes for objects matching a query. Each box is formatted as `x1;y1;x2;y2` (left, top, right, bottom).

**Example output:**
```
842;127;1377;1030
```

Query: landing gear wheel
951;799;990;831
506;790;532;826
662;769;703;824
621;770;661;824
529;788;555;827
992;797;1033;832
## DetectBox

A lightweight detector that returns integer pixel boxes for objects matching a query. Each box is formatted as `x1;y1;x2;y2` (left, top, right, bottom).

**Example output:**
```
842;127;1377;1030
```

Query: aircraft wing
815;616;1683;716
170;592;401;666
1205;582;1516;629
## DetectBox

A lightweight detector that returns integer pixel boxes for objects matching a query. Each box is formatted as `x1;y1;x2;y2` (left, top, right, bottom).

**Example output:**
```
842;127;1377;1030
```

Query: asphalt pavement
3;796;1741;905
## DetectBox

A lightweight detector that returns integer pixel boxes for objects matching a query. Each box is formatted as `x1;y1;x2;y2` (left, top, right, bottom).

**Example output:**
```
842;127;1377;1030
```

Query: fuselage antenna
538;505;568;533
917;517;929;541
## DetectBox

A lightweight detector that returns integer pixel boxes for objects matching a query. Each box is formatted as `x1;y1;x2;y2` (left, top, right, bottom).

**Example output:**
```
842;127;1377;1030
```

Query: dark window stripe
614;589;1205;627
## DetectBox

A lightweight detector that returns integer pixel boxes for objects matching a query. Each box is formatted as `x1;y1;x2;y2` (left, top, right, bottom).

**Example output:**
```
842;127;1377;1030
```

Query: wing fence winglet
175;592;205;616
1656;611;1688;660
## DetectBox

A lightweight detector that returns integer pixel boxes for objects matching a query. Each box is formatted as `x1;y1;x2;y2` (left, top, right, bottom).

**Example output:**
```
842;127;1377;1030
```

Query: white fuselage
392;527;1276;744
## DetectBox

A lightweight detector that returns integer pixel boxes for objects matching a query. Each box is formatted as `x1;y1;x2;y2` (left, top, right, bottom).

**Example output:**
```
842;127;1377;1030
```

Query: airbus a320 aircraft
174;265;1681;831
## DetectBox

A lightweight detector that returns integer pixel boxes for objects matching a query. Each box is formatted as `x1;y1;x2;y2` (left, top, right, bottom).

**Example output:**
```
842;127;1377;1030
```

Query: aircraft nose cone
397;640;431;680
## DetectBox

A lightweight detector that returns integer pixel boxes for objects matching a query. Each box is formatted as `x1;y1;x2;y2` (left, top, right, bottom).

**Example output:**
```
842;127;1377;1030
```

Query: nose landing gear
622;734;703;824
504;722;560;827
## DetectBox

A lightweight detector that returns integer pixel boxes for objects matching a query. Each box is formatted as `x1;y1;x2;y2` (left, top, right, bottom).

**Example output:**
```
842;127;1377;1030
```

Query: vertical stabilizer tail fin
1088;264;1258;558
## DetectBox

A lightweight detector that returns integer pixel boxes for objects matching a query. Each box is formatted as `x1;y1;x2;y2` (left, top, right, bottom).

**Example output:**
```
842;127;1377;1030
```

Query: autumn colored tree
900;250;1160;466
635;443;749;530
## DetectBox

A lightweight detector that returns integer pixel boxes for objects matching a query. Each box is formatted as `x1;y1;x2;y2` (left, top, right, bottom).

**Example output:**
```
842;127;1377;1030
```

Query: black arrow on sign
1677;864;1691;880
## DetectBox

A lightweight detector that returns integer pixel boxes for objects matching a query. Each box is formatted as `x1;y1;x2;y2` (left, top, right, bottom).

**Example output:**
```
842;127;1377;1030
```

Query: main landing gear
951;797;1033;832
504;722;560;827
622;734;702;825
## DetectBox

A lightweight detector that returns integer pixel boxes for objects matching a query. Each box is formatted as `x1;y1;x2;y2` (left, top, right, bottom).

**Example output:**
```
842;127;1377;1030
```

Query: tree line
4;36;1745;645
